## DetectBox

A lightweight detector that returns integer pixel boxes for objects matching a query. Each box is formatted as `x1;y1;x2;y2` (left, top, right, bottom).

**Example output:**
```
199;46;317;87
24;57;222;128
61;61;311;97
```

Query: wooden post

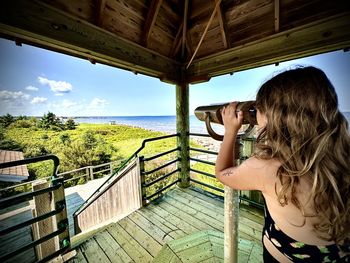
176;83;190;188
138;156;147;206
51;177;70;252
32;180;56;260
85;167;90;182
109;162;113;176
224;186;239;263
224;139;241;263
89;166;94;180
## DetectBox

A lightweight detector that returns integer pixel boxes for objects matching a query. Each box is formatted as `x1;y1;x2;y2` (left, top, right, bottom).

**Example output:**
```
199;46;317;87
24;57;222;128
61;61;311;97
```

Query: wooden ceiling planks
279;0;350;31
142;0;163;47
0;0;349;83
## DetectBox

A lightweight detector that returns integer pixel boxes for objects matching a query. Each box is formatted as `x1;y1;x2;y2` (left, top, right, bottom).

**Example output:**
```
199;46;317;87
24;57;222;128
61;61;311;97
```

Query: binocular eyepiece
194;101;257;141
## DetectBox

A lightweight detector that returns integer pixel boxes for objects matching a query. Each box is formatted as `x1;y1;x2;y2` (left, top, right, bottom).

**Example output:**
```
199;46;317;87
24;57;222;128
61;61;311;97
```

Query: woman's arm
215;102;242;175
215;102;268;191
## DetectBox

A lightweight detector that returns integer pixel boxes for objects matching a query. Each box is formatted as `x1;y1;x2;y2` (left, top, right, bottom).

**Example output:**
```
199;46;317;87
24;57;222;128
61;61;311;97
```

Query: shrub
9;119;34;128
60;133;71;144
24;144;49;158
38;112;64;130
0;113;15;128
82;130;97;149
0;138;22;151
65;118;77;130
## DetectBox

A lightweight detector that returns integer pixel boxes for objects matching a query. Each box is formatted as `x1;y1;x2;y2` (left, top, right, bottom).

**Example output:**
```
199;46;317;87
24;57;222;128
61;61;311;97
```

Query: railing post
224;139;242;263
32;179;56;260
176;83;190;188
85;167;90;182
138;156;147;206
109;162;113;176
51;176;70;253
89;166;94;180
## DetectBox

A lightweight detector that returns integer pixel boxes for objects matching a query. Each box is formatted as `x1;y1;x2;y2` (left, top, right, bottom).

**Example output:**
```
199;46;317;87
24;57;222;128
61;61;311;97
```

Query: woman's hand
221;102;243;137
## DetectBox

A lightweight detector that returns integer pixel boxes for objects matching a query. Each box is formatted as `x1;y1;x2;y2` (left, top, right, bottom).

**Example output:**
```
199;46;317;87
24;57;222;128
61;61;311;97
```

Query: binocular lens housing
194;101;257;125
194;101;257;141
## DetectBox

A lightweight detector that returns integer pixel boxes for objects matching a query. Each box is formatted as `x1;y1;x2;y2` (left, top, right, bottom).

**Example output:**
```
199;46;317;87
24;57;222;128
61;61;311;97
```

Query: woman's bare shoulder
243;156;281;172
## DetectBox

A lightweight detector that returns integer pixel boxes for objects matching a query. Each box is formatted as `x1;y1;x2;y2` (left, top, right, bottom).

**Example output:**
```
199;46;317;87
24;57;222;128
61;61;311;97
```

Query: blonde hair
255;66;350;243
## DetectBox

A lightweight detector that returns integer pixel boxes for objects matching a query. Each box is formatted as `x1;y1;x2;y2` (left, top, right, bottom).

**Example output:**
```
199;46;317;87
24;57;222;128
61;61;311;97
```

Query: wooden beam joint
142;0;163;47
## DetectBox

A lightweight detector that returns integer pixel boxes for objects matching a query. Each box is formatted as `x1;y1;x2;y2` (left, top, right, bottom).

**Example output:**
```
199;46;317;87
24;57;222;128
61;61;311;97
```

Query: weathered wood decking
68;187;264;263
0;177;108;263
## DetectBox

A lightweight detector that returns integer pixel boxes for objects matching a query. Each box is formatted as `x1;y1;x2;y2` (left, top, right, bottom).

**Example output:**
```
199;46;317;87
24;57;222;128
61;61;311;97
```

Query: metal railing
0;159;126;198
189;133;264;209
0;155;70;263
73;133;180;220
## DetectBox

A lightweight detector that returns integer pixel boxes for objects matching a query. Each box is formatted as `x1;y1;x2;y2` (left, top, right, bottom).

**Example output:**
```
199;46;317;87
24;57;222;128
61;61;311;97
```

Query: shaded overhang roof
0;0;349;84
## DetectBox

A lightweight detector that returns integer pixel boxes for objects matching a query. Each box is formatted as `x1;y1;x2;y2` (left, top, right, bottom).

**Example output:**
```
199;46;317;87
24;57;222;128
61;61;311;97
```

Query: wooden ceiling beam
182;0;189;59
170;22;183;57
186;12;350;79
274;0;280;33
186;0;222;69
215;0;230;49
142;0;163;47
0;0;180;82
95;0;106;27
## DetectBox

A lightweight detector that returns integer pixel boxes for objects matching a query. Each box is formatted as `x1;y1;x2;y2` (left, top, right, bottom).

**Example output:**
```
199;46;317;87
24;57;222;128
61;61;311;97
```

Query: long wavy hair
254;66;350;243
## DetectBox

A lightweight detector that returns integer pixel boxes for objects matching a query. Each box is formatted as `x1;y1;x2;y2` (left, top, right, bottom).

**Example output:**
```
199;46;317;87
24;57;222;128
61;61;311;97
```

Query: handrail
0;183;61;209
73;133;180;217
189;133;264;209
142;158;180;175
0;226;67;262
0;154;59;178
189;157;215;166
143;147;179;161
0;204;65;235
143;168;180;188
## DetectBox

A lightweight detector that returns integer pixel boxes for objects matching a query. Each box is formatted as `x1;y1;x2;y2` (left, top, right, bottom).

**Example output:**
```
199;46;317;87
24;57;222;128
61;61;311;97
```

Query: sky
0;37;349;116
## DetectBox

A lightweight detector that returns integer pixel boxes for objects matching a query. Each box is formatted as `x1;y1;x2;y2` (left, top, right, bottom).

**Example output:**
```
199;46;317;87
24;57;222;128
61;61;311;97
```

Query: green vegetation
1;113;196;189
1;113;218;200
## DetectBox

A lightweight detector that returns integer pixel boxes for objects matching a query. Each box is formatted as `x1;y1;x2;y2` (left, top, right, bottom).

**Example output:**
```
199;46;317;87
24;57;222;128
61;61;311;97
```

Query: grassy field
3;123;202;180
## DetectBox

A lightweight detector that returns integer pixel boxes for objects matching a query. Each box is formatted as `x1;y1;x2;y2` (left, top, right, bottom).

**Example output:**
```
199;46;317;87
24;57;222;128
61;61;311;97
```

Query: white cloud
88;98;108;109
51;99;79;110
0;90;30;101
38;76;72;94
0;90;31;114
61;99;77;108
54;93;64;96
31;97;47;104
25;85;39;91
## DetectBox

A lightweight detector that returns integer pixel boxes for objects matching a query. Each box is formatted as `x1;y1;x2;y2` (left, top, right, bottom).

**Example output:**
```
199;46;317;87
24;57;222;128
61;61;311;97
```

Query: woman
215;66;350;262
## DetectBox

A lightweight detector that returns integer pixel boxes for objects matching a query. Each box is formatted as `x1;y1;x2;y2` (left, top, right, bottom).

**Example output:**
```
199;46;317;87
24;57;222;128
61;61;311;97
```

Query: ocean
73;112;350;134
73;115;224;134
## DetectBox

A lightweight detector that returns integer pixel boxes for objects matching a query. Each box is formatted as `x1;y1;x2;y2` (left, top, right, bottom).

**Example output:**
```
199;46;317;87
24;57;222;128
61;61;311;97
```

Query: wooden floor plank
172;188;224;217
165;194;224;231
69;187;264;263
71;247;88;263
177;241;213;263
94;230;133;263
147;203;199;234
128;211;174;245
185;188;264;227
118;217;162;257
158;200;216;231
107;223;152;263
80;237;111;263
136;209;186;240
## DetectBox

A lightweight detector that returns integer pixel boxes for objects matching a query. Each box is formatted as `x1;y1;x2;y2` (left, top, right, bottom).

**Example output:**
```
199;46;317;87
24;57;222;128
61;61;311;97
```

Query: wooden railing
73;134;180;234
0;159;126;198
74;158;142;233
0;155;70;263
